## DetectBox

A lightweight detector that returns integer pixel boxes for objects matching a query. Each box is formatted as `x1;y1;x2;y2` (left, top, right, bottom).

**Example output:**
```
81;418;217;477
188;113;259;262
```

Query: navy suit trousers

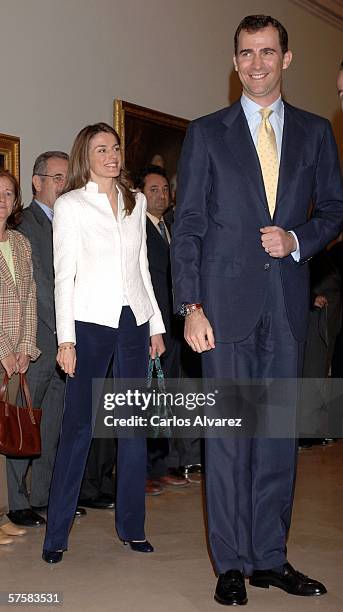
43;307;149;551
202;264;304;576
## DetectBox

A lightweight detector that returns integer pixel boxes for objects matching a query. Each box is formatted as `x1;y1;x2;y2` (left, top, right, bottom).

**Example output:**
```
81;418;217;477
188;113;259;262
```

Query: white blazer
53;182;165;345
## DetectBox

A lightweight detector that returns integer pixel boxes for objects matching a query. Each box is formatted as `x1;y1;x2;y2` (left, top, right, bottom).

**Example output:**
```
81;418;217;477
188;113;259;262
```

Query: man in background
137;165;188;494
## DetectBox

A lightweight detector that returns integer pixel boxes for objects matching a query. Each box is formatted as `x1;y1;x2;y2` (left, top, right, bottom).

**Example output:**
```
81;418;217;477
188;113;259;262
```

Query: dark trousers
202;266;303;576
7;323;65;510
43;307;149;551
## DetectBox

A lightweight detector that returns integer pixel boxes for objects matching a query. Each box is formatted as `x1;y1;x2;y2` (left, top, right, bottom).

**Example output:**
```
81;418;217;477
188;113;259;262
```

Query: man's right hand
184;308;215;353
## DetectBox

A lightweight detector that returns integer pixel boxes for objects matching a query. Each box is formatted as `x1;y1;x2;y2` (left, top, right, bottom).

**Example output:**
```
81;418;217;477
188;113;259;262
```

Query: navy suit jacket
171;100;343;343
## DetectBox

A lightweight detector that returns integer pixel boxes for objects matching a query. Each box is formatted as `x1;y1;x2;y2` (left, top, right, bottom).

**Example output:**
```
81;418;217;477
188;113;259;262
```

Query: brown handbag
0;373;41;456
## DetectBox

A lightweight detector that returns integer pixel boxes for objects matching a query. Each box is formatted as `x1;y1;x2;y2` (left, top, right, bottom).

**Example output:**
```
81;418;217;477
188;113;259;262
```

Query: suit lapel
222;102;268;212
276;103;307;209
1;230;20;298
30;201;53;277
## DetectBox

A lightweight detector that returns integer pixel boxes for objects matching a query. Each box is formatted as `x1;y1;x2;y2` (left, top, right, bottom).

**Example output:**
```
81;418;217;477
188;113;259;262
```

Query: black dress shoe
42;549;63;564
7;509;46;527
78;495;115;509
75;507;87;516
215;570;247;606
123;540;154;553
249;562;327;596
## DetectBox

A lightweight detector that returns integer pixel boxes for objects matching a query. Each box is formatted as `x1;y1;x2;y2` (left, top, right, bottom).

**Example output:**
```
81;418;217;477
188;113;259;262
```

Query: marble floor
0;442;342;612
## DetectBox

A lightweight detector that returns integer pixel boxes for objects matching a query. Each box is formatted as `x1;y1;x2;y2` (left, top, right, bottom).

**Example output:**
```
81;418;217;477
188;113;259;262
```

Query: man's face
143;174;170;219
233;26;292;106
33;157;68;208
337;70;343;111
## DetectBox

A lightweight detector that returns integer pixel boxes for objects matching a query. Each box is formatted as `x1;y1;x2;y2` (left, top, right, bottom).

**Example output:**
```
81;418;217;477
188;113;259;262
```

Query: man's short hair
32;150;69;195
340;60;343;70
234;15;289;56
135;164;169;191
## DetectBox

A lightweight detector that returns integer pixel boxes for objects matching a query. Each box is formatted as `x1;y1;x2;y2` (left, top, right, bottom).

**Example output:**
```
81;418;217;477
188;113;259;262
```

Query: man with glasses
6;151;86;527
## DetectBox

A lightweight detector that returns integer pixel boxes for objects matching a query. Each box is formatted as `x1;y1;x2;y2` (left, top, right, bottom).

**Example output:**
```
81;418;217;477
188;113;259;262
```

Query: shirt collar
146;212;164;227
240;94;283;120
34;199;54;221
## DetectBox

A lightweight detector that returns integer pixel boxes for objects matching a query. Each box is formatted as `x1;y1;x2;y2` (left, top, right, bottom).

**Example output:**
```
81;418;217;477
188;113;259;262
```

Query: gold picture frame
0;133;20;181
113;99;189;179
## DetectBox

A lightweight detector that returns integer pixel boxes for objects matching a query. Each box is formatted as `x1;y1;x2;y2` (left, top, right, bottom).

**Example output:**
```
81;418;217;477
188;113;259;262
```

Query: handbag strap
0;375;9;402
0;373;35;423
147;355;165;392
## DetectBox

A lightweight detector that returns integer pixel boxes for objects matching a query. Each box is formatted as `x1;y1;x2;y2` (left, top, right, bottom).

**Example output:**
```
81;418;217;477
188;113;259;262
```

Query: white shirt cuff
289;231;300;261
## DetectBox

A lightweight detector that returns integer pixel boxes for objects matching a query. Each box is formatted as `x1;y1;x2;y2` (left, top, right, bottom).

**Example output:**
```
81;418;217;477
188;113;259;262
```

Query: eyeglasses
37;174;66;184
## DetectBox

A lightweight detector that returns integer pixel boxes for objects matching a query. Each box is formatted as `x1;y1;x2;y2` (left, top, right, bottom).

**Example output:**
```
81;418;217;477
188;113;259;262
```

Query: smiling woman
42;122;166;564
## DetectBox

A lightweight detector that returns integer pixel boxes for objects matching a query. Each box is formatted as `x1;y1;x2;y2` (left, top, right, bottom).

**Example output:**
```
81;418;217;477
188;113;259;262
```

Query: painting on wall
0;133;20;181
113;100;189;189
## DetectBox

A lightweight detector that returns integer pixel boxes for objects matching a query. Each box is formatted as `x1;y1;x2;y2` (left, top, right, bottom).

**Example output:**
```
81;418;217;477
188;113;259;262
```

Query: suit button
264;263;270;270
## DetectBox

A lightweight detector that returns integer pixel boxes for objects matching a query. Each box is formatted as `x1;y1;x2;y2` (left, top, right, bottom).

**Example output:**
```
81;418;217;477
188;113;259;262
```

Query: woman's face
0;176;15;224
88;132;122;183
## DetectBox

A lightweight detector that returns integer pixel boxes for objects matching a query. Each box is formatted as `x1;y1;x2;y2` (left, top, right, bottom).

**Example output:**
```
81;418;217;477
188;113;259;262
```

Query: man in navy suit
171;15;343;606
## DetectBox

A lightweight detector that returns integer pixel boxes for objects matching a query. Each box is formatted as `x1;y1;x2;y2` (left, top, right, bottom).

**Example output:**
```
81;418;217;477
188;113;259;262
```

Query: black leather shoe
249;562;327;596
42;549;63;564
7;509;46;527
75;507;87;516
215;570;247;605
78;495;115;509
123;540;154;553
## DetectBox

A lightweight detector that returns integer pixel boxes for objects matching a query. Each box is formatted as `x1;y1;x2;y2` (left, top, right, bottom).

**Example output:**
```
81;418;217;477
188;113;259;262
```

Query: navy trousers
202;264;304;576
43;307;149;551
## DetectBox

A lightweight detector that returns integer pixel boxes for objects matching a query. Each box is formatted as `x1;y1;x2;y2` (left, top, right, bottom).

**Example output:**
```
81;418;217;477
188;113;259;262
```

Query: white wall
1;0;342;203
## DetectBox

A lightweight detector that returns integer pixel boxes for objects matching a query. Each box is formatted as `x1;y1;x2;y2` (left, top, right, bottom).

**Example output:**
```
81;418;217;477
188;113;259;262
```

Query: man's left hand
260;226;296;258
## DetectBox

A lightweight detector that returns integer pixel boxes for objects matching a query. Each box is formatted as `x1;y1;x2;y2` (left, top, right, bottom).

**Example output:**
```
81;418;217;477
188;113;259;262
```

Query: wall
1;0;342;203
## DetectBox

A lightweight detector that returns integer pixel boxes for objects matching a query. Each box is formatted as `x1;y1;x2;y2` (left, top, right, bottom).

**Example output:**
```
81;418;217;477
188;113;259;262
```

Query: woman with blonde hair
42;123;165;563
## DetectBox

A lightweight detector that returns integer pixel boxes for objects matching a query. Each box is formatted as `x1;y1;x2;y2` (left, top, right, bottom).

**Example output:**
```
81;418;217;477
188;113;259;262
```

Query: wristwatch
179;303;202;317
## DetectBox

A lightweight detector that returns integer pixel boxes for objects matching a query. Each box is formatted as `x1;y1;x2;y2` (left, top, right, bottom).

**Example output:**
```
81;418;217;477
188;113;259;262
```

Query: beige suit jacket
0;229;40;361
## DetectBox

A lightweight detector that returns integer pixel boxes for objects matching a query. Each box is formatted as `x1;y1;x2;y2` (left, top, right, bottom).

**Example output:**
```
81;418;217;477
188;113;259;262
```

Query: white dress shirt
53;182;165;345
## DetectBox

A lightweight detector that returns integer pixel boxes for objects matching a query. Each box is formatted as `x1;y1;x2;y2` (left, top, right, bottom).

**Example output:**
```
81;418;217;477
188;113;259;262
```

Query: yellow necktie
257;108;279;217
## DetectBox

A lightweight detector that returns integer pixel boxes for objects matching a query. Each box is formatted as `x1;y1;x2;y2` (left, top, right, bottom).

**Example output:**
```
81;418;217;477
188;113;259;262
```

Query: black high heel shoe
42;549;63;564
123;540;154;553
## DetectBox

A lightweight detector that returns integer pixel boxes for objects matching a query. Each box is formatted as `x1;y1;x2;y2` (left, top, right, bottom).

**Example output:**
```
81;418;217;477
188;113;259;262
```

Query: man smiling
171;14;343;606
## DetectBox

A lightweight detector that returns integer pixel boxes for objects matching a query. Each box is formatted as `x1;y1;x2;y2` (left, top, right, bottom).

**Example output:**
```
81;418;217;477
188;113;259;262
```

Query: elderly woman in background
0;170;40;544
42;122;165;564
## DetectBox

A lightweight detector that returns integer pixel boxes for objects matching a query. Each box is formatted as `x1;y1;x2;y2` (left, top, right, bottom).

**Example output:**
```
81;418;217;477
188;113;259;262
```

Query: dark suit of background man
171;14;343;606
6;151;81;527
136;165;188;494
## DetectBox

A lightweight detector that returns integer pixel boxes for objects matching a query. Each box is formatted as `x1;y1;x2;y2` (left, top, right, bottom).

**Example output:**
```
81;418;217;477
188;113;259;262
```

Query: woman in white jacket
42;123;165;564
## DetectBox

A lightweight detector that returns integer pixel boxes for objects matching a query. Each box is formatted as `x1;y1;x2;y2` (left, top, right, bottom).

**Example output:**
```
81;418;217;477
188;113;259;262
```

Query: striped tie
158;220;169;245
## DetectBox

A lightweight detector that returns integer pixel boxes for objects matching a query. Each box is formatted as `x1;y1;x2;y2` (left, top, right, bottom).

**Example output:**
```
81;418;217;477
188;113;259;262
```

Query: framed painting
113;100;189;185
0;133;20;181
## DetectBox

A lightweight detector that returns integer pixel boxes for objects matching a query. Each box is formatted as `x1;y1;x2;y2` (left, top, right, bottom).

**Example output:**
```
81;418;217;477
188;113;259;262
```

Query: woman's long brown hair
64;122;135;215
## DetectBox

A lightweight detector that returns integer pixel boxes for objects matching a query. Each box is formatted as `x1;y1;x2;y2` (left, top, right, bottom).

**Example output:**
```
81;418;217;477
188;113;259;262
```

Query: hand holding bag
147;355;173;438
0;373;41;456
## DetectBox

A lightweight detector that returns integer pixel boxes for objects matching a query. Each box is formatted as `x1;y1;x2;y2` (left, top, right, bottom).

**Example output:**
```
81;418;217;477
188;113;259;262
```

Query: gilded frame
0;133;20;181
113;99;189;179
